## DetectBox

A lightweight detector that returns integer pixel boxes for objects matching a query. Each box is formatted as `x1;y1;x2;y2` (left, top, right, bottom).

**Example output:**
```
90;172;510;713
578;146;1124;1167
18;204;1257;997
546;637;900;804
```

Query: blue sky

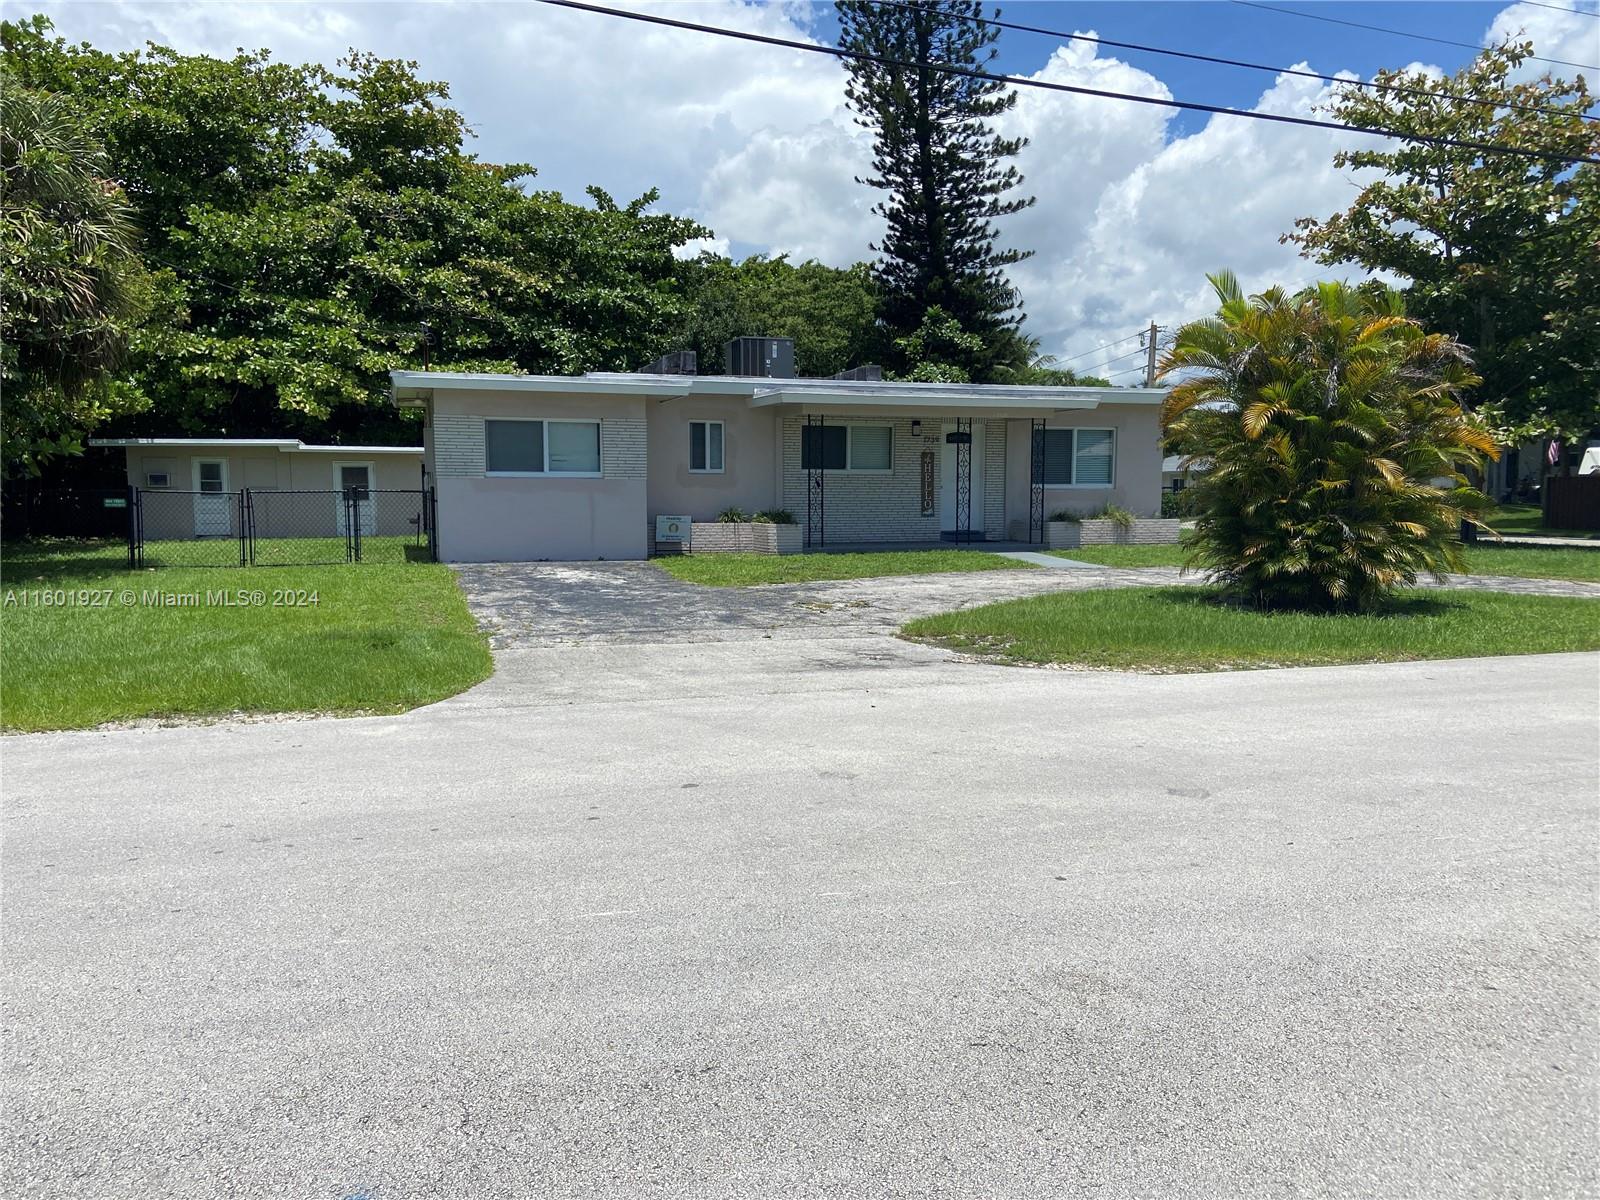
29;0;1600;373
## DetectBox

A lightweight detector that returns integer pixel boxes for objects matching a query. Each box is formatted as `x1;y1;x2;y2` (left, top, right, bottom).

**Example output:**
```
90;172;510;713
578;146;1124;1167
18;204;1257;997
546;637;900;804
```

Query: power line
879;0;1597;124
1054;331;1145;365
1232;1;1600;72
537;0;1599;165
1516;0;1593;16
1516;1;1599;17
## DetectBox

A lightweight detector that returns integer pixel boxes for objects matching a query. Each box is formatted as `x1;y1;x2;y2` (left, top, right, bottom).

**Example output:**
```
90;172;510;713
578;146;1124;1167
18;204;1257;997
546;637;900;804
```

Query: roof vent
641;349;698;375
832;364;883;382
723;337;794;378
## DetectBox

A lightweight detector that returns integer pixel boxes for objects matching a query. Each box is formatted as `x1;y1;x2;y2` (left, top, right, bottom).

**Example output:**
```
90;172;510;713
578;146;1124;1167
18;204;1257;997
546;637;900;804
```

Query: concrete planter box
686;522;802;555
1047;518;1181;549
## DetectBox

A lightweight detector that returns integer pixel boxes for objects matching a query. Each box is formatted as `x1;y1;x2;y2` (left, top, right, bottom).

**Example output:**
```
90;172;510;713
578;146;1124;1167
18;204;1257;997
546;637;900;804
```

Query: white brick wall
602;416;647;480
779;416;1007;542
430;414;646;480
432;415;485;478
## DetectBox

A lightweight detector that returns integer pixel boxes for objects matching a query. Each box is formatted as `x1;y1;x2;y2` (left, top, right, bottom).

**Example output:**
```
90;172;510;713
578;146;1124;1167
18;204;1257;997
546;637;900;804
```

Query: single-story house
90;438;424;540
389;357;1168;563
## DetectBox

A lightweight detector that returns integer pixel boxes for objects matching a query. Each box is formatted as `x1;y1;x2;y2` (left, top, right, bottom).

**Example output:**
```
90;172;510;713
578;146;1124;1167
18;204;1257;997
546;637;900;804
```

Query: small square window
689;421;724;472
848;425;892;471
145;472;170;488
486;420;544;473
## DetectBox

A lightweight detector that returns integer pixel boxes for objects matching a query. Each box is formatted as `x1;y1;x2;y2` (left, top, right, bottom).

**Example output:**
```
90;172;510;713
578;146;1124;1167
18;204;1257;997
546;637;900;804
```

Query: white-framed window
484;418;602;476
800;423;893;472
1041;428;1116;487
145;471;170;488
689;420;724;473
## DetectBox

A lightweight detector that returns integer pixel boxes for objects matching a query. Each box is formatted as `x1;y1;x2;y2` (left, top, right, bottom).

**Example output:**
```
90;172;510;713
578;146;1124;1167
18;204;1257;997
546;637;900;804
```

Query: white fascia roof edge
89;438;422;454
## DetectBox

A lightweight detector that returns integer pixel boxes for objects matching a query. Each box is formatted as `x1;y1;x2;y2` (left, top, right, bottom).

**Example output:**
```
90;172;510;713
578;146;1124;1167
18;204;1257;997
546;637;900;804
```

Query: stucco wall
426;387;648;561
647;399;780;520
1004;405;1163;531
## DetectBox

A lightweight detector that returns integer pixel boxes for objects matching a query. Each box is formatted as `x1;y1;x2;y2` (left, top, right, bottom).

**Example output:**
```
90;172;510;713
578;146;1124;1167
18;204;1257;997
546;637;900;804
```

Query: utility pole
1145;321;1160;387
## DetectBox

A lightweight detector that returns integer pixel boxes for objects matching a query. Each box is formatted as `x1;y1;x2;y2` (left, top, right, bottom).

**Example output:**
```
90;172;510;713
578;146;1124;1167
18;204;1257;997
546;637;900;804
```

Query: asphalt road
3;617;1598;1197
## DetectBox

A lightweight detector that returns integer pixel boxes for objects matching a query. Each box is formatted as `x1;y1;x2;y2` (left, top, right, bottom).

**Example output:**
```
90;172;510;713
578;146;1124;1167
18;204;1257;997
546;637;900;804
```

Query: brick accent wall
779;415;1007;542
1047;518;1182;548
430;414;646;480
601;416;647;480
432;414;485;478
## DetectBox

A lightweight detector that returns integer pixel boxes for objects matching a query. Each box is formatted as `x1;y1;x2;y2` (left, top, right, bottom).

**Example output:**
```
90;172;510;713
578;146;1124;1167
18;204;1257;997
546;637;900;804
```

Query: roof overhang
88;438;421;455
389;369;1168;411
747;389;1105;417
389;369;693;407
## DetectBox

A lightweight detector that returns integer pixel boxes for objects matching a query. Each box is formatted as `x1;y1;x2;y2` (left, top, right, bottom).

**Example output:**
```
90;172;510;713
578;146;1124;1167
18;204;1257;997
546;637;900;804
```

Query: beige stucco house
390;366;1168;563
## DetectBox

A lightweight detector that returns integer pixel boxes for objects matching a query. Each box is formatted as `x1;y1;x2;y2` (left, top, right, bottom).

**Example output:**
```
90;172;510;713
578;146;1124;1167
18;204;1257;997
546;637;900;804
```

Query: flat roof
389;369;1166;411
89;438;422;455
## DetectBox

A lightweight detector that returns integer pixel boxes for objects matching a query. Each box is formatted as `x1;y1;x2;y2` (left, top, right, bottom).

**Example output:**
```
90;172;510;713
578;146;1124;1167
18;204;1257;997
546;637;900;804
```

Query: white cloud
1484;2;1600;84
25;0;1583;373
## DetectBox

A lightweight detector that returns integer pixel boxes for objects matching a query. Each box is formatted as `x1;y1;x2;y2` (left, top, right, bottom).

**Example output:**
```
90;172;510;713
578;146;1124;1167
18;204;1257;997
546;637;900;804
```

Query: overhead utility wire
1516;1;1599;17
1232;1;1600;72
1054;332;1145;365
537;0;1600;166
877;0;1598;124
1516;1;1593;16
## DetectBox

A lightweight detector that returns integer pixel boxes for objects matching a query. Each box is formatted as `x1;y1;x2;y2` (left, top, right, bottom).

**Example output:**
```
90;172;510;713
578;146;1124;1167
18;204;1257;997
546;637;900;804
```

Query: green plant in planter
752;509;796;524
716;506;749;523
1089;503;1136;530
1048;510;1081;523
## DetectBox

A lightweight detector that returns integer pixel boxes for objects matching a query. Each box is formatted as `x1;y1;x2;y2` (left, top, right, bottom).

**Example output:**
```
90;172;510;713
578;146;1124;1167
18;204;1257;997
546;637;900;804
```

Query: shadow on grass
2;538;134;581
1159;587;1467;621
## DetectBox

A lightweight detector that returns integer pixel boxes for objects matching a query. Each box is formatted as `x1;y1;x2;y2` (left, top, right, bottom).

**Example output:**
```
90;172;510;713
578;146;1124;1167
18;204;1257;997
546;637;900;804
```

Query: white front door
191;459;231;536
334;462;375;535
939;422;985;534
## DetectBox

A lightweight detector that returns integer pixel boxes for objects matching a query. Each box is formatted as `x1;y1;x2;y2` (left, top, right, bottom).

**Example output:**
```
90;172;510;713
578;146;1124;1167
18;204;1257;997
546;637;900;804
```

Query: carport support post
956;417;972;543
1030;418;1046;545
806;413;826;548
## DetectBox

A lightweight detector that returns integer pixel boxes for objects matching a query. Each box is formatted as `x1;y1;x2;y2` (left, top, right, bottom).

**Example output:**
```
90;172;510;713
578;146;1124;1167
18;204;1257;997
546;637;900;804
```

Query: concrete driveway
3;561;1597;1198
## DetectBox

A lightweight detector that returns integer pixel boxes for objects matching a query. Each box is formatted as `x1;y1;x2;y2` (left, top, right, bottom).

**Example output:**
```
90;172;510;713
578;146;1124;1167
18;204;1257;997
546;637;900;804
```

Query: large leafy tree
835;0;1034;380
0;77;150;477
0;16;706;451
673;254;879;378
1287;42;1599;449
1162;273;1494;613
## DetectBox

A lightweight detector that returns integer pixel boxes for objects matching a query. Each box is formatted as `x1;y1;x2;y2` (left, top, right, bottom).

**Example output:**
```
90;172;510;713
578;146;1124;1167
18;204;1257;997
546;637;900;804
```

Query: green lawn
655;548;1032;587
1483;503;1598;540
1;543;491;732
903;586;1600;673
1052;541;1600;582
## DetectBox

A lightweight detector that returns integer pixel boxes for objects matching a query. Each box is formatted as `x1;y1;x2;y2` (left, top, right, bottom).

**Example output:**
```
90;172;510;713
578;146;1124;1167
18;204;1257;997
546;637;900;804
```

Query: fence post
126;485;138;568
428;487;439;561
349;487;363;563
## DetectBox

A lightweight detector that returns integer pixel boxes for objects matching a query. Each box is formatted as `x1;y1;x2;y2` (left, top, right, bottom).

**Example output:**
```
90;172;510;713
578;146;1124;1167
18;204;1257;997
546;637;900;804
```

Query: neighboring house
390;349;1168;562
90;438;424;540
1162;455;1192;493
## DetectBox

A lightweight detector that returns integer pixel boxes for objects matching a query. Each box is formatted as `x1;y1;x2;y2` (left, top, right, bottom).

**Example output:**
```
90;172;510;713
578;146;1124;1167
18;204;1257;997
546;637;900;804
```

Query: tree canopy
1287;42;1599;448
0;76;150;477
0;15;707;462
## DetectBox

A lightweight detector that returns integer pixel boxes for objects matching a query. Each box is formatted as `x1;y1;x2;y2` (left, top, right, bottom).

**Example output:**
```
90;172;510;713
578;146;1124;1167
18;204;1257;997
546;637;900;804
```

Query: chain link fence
3;486;437;569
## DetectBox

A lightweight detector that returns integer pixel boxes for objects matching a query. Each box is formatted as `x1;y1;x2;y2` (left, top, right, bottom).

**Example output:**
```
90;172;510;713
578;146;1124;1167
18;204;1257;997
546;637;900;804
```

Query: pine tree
836;0;1034;380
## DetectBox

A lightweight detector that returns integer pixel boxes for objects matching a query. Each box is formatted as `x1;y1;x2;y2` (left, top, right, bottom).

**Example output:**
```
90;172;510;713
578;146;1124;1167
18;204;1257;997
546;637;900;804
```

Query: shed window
145;472;170;488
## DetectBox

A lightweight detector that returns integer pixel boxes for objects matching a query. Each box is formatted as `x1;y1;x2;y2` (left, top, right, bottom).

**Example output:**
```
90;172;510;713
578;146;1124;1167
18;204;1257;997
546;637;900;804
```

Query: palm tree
1161;271;1495;612
1;78;148;477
